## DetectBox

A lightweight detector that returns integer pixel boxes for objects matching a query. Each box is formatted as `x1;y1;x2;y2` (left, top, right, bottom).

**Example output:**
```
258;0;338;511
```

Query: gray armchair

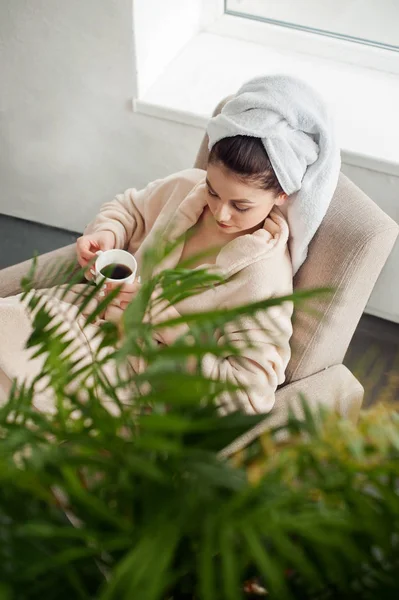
1;97;398;455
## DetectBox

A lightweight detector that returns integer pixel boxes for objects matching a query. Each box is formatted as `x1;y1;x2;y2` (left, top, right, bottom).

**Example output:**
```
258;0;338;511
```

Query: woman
0;75;340;414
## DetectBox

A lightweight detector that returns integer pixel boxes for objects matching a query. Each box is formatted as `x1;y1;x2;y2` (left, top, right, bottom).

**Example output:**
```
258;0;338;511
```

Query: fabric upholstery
195;97;399;389
219;363;364;457
0;244;78;298
1;97;398;441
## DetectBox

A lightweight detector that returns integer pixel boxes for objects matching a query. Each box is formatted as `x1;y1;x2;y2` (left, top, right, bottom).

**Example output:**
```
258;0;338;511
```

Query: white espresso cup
93;249;137;285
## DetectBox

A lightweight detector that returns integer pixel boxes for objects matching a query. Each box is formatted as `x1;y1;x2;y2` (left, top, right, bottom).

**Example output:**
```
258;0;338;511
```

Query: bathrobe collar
136;179;290;279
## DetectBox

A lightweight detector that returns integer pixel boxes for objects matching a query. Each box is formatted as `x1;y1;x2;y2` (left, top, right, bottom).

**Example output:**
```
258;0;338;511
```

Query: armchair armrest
0;244;80;298
220;364;364;457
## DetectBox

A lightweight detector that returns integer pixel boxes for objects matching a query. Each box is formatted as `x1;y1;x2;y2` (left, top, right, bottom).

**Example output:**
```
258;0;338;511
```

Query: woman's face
205;163;286;235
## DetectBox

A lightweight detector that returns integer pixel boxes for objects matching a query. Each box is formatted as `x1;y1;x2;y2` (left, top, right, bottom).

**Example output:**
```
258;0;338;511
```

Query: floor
0;214;79;269
343;313;399;406
0;213;398;406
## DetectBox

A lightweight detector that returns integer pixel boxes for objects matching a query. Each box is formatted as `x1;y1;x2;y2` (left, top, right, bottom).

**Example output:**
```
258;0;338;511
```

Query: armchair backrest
194;98;399;384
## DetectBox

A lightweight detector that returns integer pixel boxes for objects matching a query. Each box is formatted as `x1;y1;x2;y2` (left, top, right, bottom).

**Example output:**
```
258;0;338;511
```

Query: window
225;0;399;51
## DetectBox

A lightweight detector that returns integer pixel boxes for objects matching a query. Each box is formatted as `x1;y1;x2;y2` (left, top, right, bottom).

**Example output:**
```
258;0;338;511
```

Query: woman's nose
214;203;231;223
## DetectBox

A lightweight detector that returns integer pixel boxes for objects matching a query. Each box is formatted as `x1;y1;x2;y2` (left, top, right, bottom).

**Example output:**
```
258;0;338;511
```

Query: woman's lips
217;222;232;229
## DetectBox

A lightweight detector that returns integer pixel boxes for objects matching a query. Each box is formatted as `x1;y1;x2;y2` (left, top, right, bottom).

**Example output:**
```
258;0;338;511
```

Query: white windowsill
134;30;399;177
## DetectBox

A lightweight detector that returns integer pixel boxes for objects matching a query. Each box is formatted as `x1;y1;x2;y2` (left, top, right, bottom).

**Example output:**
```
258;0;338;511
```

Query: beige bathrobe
0;168;293;414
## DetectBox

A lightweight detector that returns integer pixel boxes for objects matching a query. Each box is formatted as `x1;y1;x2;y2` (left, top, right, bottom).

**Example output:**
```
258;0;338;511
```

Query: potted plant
0;243;397;599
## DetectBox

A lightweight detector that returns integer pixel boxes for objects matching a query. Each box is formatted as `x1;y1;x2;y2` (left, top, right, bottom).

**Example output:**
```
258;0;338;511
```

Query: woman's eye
207;187;249;212
233;204;250;213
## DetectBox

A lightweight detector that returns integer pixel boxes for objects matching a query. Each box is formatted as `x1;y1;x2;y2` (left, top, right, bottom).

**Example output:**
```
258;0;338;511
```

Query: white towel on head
207;75;341;275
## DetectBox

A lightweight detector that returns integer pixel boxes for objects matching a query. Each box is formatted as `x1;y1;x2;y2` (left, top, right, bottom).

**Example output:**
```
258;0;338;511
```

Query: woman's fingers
105;280;142;310
106;281;141;294
116;290;137;301
76;231;116;270
76;238;99;265
104;303;124;324
85;270;95;282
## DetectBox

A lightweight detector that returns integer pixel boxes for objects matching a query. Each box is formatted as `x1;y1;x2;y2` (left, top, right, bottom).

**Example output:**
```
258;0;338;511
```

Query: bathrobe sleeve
152;301;293;416
201;304;293;415
84;180;162;250
84;169;204;251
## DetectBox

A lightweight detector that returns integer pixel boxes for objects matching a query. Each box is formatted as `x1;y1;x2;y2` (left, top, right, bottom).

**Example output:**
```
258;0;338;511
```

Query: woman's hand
104;280;142;323
104;281;189;345
143;287;190;344
76;231;116;279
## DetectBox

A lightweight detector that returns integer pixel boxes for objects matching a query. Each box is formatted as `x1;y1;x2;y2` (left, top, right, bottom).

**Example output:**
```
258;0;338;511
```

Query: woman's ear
275;193;288;206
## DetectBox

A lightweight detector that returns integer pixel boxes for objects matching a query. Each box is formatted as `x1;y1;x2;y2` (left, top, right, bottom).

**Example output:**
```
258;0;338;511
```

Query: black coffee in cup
99;263;133;280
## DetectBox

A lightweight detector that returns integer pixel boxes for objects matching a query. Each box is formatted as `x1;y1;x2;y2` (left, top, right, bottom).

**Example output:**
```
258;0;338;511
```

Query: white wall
133;0;202;96
341;163;399;323
0;0;397;321
0;0;203;232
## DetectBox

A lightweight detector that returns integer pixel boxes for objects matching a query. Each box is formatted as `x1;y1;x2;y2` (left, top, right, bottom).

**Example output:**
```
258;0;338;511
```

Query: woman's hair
208;135;284;196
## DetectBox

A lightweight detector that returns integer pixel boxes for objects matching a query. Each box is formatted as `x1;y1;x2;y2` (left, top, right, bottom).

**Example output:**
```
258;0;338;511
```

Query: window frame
218;1;399;76
224;0;399;53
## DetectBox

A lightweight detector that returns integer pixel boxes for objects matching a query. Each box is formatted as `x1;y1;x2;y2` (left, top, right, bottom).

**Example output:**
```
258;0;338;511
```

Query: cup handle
90;250;103;277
